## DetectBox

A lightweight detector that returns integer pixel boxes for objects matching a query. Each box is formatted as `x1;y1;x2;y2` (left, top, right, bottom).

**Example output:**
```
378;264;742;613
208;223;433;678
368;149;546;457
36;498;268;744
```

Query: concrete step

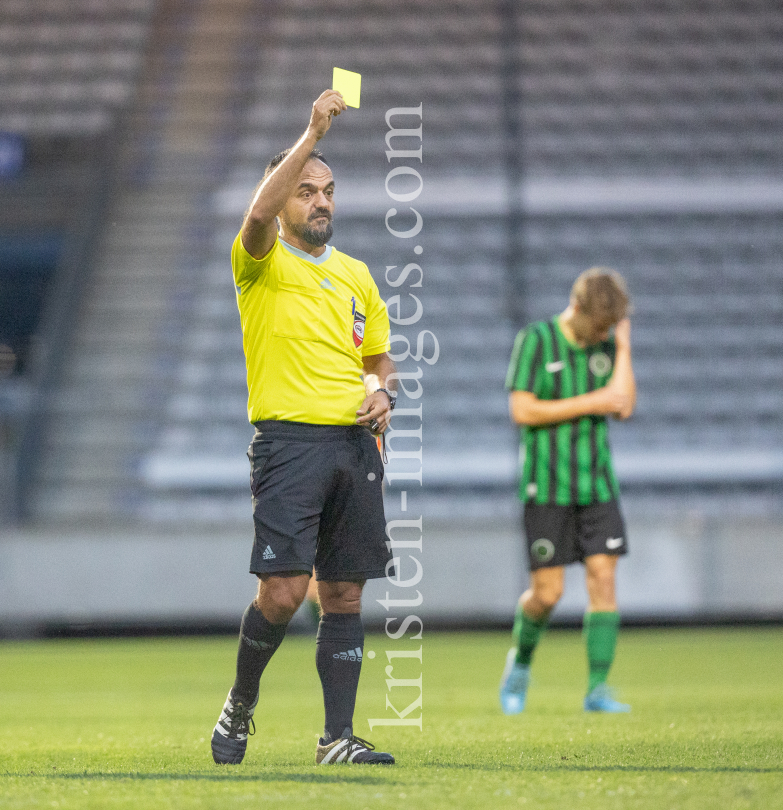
69;319;166;340
81;295;172;316
28;486;128;522
35;455;134;485
39;441;142;465
84;284;177;307
41;417;153;448
47;388;166;416
62;354;167;382
89;252;187;275
114;196;197;219
28;0;255;524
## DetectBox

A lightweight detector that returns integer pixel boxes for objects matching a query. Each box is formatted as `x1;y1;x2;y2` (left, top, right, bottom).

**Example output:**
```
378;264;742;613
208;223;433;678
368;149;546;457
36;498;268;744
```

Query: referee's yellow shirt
232;234;391;425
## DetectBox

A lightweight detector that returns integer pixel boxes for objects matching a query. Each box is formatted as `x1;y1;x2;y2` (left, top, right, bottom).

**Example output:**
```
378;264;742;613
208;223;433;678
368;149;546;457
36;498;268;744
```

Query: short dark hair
263;147;328;180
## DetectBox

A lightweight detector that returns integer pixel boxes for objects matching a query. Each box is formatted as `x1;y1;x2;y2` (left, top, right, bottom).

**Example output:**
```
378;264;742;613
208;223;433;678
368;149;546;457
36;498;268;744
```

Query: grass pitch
1;627;781;809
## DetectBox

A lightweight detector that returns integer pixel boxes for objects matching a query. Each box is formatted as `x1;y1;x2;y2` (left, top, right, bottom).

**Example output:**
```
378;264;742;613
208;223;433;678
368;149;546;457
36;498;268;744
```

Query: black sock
316;612;364;741
232;601;287;705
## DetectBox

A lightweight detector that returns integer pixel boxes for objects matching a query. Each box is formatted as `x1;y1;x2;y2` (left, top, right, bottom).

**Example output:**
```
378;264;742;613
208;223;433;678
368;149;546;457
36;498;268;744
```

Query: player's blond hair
571;267;631;324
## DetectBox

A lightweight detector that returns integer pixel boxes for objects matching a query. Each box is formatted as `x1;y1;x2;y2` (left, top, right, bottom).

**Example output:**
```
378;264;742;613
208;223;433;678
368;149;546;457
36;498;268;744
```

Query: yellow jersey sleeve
232;232;275;288
361;271;391;357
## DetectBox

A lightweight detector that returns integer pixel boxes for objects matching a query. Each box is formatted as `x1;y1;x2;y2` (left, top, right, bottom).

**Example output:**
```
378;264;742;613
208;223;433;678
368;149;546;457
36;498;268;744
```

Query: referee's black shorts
247;420;391;582
523;500;628;570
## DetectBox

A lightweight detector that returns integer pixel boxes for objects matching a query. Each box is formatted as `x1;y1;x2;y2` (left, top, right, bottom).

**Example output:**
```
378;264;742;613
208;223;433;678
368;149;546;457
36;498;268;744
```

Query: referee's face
279;159;335;248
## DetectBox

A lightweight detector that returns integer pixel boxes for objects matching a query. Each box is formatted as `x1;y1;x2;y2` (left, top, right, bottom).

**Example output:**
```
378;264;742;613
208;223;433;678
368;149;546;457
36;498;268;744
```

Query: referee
211;90;396;766
500;268;636;714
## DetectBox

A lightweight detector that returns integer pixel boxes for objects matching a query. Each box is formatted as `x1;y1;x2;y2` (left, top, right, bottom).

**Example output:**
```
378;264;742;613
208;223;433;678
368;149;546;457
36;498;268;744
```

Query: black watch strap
376;387;396;410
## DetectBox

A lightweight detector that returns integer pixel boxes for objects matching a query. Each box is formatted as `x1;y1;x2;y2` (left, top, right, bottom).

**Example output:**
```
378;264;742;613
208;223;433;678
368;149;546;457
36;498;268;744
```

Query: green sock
583;611;620;692
512;604;548;666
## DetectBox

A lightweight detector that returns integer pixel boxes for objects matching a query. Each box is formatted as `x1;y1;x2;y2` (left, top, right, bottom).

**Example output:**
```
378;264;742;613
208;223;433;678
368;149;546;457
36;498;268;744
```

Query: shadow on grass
8;771;397;784
7;763;782;779
431;763;783;774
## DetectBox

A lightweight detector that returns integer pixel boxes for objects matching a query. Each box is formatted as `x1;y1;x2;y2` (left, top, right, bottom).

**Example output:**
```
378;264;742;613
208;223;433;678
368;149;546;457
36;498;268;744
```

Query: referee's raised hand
308;90;348;141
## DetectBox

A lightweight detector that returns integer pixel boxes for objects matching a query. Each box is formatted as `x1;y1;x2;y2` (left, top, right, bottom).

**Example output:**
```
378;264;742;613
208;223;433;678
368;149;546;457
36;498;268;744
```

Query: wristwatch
376;387;396;410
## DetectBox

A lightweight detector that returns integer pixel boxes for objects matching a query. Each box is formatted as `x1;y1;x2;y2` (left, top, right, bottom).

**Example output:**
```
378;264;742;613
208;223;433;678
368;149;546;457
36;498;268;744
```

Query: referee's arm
240;90;347;259
356;353;397;434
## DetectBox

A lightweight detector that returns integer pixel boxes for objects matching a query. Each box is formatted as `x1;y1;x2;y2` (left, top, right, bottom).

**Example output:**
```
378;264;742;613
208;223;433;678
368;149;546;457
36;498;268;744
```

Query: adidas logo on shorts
262;545;276;560
333;647;363;662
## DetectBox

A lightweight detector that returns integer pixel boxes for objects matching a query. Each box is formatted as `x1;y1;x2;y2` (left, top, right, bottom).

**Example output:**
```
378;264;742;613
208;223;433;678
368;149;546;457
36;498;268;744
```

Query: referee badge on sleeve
353;310;366;347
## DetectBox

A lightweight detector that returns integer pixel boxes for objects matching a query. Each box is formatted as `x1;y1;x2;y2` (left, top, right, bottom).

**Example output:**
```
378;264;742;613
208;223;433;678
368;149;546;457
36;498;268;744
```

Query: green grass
1;628;781;809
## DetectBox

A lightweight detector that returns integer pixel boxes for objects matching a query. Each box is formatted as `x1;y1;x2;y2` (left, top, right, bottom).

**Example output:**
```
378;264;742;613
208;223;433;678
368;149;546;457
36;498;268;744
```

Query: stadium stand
0;0;155;135
140;0;515;522
7;0;783;528
0;0;157;523
511;0;783;489
12;0;257;523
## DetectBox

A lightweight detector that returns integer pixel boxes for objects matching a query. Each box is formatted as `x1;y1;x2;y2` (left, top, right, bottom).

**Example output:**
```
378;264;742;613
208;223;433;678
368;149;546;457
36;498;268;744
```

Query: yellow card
332;67;361;108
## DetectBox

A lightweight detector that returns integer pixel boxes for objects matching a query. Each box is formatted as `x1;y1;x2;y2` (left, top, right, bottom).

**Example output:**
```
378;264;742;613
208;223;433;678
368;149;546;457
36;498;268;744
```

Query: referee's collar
279;238;333;265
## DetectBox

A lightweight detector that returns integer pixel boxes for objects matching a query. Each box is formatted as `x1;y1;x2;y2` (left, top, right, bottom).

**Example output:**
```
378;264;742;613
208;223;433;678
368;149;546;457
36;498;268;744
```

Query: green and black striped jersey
506;316;620;506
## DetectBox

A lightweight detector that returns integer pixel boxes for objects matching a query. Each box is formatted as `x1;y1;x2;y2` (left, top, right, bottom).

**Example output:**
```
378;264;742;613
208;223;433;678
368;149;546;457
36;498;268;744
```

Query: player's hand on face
309;90;348;141
355;391;392;434
613;317;631;350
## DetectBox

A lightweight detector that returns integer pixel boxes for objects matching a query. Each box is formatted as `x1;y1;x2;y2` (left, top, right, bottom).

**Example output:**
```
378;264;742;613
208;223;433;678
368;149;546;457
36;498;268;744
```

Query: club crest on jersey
589;352;612;376
353;310;366;347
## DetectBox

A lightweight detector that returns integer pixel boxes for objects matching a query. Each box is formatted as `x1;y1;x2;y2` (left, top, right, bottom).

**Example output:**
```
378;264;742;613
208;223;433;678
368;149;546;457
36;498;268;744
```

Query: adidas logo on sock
333;647;363;662
242;634;271;650
262;545;276;560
